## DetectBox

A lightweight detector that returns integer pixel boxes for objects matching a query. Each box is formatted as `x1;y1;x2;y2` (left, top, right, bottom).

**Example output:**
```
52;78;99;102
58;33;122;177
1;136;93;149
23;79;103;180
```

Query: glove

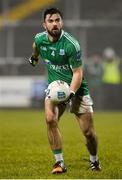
63;91;75;105
29;56;38;66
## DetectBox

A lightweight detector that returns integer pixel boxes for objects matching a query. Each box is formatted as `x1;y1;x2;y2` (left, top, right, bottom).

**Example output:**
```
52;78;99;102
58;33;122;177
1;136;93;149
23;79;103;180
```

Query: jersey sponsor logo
44;59;51;65
59;49;65;56
40;46;47;51
43;59;70;72
50;64;70;72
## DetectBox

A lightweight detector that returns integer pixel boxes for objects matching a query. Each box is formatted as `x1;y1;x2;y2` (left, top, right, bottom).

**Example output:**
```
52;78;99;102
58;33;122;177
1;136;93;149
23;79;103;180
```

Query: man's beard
47;28;61;38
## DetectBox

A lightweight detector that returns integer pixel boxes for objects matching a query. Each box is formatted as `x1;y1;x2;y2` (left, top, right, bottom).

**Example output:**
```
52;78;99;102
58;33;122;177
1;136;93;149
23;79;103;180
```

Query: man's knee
46;113;57;127
83;129;96;139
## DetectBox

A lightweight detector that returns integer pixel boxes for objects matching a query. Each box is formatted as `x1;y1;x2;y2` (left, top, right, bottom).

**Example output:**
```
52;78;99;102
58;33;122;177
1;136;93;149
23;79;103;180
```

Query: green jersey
34;30;89;96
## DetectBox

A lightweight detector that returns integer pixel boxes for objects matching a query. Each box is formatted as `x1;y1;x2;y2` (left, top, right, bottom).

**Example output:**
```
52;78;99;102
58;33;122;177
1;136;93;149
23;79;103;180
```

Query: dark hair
43;7;63;20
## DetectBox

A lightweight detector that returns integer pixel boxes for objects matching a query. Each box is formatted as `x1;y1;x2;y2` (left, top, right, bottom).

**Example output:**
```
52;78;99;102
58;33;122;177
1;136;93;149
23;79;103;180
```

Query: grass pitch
0;110;122;179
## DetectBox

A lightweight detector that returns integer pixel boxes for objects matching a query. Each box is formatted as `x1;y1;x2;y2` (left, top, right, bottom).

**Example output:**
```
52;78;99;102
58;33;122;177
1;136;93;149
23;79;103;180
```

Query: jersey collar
59;30;64;40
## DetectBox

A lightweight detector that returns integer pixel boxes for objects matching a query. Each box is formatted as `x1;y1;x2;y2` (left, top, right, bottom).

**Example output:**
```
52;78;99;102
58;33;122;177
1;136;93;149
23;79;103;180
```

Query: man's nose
53;24;57;28
53;21;58;26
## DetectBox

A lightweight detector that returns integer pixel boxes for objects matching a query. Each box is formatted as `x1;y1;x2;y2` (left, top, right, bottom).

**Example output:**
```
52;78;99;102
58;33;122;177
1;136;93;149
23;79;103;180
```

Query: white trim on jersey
35;31;47;39
63;32;80;52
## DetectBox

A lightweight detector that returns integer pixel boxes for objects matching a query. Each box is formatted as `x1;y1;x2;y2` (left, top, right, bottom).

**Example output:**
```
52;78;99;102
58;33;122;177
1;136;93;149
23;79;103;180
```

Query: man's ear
61;18;64;26
43;22;46;30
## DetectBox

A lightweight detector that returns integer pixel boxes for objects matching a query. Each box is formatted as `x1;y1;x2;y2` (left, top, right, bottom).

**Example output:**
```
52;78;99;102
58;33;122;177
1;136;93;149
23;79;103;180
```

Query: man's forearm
32;42;39;58
70;67;83;93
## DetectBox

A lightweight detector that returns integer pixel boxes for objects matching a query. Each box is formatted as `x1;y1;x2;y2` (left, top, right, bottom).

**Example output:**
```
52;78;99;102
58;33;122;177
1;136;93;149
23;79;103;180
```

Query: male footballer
29;7;101;173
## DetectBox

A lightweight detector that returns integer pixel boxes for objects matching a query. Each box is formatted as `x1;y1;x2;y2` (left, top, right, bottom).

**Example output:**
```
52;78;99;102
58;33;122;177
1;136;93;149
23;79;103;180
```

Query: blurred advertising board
0;76;47;107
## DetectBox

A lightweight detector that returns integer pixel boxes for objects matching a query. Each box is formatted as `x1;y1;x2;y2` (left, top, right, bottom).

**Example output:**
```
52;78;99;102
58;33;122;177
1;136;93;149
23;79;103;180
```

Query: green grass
0;110;122;179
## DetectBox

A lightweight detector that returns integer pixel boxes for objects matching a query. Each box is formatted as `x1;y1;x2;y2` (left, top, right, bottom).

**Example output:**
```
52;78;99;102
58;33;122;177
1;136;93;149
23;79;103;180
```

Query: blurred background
0;0;122;110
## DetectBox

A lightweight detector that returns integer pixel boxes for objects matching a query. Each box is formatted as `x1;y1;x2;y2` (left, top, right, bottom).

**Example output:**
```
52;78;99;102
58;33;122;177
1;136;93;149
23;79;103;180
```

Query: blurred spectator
84;52;103;110
102;47;121;84
102;47;122;110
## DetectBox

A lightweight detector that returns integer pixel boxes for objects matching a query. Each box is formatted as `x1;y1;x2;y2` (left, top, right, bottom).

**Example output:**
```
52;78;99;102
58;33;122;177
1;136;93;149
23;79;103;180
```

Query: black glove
29;56;38;66
63;91;75;105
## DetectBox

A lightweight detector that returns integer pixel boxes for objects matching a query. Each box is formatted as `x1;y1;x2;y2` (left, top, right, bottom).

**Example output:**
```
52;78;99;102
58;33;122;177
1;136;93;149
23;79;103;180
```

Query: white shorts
70;94;93;114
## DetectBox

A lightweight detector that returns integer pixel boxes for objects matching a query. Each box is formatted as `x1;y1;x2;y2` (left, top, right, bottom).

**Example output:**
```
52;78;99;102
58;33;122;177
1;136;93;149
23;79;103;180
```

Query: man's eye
56;19;60;22
48;19;53;23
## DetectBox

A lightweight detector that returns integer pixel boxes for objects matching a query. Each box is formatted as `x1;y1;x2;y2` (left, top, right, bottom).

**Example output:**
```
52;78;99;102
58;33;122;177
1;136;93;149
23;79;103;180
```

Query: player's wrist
29;56;38;66
69;91;75;100
70;90;75;96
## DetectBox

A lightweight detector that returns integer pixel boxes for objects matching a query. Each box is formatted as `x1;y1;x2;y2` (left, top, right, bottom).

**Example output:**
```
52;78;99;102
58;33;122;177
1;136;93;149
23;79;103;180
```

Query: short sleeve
34;33;41;51
66;41;82;69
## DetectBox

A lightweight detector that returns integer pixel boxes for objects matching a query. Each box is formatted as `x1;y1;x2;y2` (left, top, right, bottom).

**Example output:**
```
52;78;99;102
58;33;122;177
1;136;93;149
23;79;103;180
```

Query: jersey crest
59;49;65;55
